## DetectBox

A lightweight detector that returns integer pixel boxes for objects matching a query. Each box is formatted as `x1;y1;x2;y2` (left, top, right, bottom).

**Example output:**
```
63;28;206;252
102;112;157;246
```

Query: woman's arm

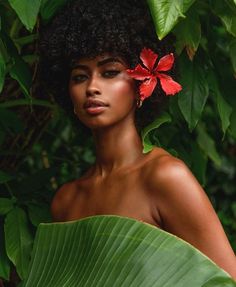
150;155;236;280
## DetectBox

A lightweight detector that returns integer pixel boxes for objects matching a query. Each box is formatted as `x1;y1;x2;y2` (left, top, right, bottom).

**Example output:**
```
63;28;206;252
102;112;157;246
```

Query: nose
86;74;101;97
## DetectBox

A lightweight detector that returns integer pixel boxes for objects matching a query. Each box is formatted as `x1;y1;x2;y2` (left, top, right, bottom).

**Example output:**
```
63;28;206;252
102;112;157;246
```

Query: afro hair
38;0;176;131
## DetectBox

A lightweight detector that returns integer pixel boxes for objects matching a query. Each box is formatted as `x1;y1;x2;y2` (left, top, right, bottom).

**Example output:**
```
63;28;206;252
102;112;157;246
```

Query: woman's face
68;54;137;129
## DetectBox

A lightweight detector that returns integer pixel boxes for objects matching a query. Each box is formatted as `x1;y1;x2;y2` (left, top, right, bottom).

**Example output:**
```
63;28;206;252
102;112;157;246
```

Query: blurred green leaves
4;207;33;279
8;0;41;31
147;0;196;39
142;112;172;153
178;54;209;131
0;0;236;284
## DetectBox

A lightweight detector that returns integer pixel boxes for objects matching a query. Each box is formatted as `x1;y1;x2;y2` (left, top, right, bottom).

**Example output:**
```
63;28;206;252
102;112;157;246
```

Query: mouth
84;99;109;115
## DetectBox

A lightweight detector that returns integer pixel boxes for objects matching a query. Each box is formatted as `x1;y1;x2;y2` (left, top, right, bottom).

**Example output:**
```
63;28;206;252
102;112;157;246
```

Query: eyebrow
71;57;125;71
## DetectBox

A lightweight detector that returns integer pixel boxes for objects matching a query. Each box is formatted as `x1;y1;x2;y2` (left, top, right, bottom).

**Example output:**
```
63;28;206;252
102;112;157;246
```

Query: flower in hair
126;48;182;101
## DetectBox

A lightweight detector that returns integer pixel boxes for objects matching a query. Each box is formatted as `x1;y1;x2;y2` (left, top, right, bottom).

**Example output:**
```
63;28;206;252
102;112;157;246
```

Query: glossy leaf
208;71;233;136
196;123;221;166
229;39;236;73
141;112;172;153
0;197;15;215
213;0;236;37
229;109;236;139
178;54;209;131
4;207;33;279
8;0;41;31
14;34;38;47
0;225;10;280
174;10;201;59
40;0;67;23
22;216;235;287
147;0;196;39
0;37;8;92
9;56;32;99
1;32;32;98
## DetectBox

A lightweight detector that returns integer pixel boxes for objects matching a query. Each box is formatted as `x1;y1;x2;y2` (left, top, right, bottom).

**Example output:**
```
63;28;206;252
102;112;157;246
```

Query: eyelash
71;70;121;83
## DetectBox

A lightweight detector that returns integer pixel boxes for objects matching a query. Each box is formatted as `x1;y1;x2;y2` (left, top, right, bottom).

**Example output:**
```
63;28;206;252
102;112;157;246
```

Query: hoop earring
136;98;143;108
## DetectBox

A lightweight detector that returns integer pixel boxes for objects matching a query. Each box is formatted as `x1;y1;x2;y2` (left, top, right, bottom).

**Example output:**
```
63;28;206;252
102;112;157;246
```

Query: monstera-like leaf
22;215;235;287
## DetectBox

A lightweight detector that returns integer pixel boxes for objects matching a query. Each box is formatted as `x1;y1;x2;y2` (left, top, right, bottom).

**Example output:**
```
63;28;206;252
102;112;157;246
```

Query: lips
84;99;109;108
84;99;109;115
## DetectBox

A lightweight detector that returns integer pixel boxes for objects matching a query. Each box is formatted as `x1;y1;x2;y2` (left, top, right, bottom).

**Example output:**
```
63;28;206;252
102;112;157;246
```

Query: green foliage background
0;0;236;285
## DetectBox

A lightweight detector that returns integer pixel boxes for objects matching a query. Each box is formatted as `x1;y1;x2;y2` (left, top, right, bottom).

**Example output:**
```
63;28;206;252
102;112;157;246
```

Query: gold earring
136;98;143;108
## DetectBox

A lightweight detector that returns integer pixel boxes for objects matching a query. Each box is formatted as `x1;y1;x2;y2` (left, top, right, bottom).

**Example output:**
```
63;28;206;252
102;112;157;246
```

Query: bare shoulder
51;180;78;222
145;147;193;193
51;166;94;221
144;147;210;217
144;148;236;279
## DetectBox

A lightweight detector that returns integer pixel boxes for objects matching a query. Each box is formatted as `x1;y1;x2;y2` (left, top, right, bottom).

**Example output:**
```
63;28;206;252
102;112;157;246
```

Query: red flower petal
126;64;151;80
155;53;174;72
140;48;158;71
139;77;157;100
157;73;182;95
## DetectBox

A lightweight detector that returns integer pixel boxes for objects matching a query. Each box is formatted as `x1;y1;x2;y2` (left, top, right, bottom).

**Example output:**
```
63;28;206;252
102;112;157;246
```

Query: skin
51;54;236;279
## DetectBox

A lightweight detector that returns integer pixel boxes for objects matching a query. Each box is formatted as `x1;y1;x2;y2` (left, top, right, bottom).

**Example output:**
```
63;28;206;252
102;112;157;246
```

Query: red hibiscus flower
126;48;182;101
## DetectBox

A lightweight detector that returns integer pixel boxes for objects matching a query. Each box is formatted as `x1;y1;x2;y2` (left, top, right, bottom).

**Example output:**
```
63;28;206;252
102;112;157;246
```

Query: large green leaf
0;36;8;92
213;0;236;37
178;54;209;131
8;0;41;31
196;123;221;166
174;10;201;59
4;207;33;279
22;216;235;287
208;71;233;136
40;0;67;23
0;224;10;280
229;39;236;73
9;56;32;99
0;197;15;215
1;32;32;98
141;112;172;153
147;0;196;39
229;109;236;139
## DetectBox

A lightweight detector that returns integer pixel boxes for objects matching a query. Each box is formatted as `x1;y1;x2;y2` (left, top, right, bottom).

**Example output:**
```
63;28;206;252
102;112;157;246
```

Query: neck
92;117;144;176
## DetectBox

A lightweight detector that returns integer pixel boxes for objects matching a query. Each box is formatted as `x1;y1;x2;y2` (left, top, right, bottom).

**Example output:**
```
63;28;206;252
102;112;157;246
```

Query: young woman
39;0;236;279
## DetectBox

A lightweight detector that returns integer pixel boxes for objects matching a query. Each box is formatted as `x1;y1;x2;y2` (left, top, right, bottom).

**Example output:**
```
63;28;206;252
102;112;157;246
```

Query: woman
39;0;236;279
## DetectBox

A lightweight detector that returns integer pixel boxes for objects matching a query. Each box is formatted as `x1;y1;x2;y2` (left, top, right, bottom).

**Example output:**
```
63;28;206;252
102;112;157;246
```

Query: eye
71;74;88;83
103;70;120;78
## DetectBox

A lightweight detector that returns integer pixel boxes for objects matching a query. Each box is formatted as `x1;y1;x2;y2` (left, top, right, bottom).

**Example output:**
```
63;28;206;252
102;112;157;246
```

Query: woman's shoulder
144;147;201;200
51;169;93;221
50;180;78;221
145;147;190;184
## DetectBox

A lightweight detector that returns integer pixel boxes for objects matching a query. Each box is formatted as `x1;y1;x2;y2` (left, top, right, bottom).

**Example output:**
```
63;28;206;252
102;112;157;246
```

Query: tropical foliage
22;216;236;287
0;0;236;285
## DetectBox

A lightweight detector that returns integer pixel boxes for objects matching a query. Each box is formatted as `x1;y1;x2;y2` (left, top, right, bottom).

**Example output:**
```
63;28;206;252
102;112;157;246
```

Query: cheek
108;80;136;104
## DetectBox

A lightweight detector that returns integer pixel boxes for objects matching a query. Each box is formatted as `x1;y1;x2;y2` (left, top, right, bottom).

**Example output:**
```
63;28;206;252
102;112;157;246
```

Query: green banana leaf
22;215;236;287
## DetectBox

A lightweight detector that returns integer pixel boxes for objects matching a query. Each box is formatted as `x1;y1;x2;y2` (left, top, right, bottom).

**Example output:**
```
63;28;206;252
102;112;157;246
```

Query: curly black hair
38;0;175;131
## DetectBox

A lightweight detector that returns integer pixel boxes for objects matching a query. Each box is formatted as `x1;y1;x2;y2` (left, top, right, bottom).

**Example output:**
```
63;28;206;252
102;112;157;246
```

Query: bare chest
63;173;161;228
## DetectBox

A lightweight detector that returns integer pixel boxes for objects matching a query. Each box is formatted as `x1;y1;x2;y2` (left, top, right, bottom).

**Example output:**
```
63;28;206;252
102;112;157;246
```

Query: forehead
71;53;127;68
